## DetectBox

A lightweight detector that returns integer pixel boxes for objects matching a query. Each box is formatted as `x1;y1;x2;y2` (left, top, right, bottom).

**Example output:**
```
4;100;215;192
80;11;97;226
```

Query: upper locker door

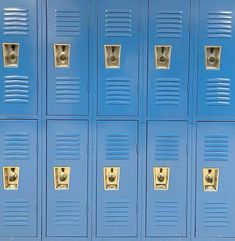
0;0;37;115
97;121;138;237
97;0;140;116
47;0;89;116
197;0;235;117
148;0;190;117
0;121;37;236
47;121;88;237
146;122;187;237
196;122;235;238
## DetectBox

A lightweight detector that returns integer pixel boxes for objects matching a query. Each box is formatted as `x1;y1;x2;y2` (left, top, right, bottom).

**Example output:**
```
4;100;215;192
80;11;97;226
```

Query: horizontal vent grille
156;11;182;38
204;135;229;162
4;8;29;35
54;201;80;226
203;202;229;228
4;76;29;103
4;132;30;161
104;201;130;226
55;10;80;37
4;201;29;226
55;134;80;161
105;9;132;37
206;78;231;106
56;77;81;104
154;201;179;227
105;78;131;105
106;134;130;161
155;78;180;105
207;11;232;38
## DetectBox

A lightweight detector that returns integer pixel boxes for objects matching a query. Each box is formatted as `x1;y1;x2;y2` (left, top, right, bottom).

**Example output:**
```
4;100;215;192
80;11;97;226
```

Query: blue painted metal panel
0;120;37;236
47;0;89;116
96;121;138;237
146;121;187;237
46;120;88;237
147;0;190;117
97;0;140;116
0;0;37;115
197;0;235;117
196;122;235;238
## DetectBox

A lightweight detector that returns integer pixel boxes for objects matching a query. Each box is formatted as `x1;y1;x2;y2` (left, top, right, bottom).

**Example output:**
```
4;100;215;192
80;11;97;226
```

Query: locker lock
203;168;219;192
3;167;20;190
153;167;170;190
155;45;171;69
205;46;221;70
104;167;120;190
105;45;121;68
54;44;70;68
3;43;19;67
54;167;70;190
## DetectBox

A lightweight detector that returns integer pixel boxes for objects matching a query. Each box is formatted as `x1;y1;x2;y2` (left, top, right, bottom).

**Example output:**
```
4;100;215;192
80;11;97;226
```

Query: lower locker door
46;120;88;237
0;120;37;236
96;121;138;237
196;122;235;238
146;121;187;237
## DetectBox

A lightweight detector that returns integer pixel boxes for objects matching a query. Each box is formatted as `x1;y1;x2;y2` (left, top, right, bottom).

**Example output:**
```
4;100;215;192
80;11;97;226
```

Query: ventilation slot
55;134;80;161
155;78;180;105
155;135;179;161
4;8;29;35
154;201;179;227
4;201;29;226
54;201;80;226
106;134;130;161
204;135;229;162
105;78;131;105
105;9;132;37
104;201;130;226
4;132;29;161
55;10;80;37
4;76;29;103
203;202;229;228
206;78;230;106
156;11;182;38
56;77;80;104
207;12;232;38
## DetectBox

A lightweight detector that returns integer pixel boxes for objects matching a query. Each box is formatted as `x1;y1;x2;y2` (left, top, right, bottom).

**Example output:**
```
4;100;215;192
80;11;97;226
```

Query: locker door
0;121;37;236
97;0;139;116
147;0;190;117
146;121;187;237
196;122;235;238
47;0;89;115
97;121;138;237
197;0;235;117
0;0;37;115
47;121;88;237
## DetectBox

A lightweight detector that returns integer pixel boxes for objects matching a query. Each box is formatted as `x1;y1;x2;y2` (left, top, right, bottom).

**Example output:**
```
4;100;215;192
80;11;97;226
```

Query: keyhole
206;169;214;184
157;168;165;182
59;168;67;182
9;168;17;182
59;46;67;63
208;48;216;64
108;168;116;183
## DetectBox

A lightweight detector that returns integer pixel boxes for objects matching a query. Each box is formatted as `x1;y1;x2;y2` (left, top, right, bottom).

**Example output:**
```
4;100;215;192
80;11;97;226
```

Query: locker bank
0;0;235;241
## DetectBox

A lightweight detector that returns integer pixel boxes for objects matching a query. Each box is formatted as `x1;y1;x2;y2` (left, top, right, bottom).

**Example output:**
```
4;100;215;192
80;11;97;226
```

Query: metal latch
54;167;70;190
153;167;170;190
104;167;120;190
3;167;20;190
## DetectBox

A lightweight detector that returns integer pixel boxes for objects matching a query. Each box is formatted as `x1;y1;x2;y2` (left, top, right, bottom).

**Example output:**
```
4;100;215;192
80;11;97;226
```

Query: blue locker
46;120;88;237
0;120;37;236
96;121;138;237
196;122;235;238
47;0;89;116
97;0;140;116
146;121;187;237
0;0;37;115
197;0;235;117
147;0;190;117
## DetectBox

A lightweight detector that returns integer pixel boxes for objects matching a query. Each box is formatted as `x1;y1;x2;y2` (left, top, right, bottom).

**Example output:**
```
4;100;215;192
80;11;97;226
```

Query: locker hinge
87;144;89;155
86;203;89;213
138;19;141;32
186;144;188;156
87;82;90;93
136;204;139;214
188;19;191;32
136;144;139;154
137;82;140;93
